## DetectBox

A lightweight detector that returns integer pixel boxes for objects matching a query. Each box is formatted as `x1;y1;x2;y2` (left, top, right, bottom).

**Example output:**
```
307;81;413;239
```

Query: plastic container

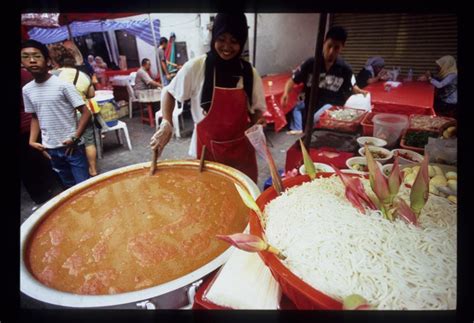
372;113;409;148
319;106;367;133
356;136;387;148
400;128;439;153
358;146;393;164
407;68;413;81
391;148;424;165
360;112;379;136
408;114;456;133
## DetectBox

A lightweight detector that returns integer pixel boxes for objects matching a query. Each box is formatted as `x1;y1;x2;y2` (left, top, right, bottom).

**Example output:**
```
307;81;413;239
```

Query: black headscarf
201;13;253;112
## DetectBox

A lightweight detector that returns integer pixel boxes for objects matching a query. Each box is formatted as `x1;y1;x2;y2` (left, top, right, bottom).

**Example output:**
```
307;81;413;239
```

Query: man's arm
141;70;161;88
29;114;41;147
29;113;51;159
161;60;170;80
148;79;162;88
352;84;368;96
280;78;296;108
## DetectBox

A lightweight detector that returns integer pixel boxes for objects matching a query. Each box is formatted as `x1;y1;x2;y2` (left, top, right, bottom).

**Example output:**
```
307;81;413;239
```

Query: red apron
196;86;258;183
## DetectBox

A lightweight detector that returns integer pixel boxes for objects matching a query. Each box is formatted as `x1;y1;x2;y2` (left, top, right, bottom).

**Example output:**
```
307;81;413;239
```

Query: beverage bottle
407;68;413;81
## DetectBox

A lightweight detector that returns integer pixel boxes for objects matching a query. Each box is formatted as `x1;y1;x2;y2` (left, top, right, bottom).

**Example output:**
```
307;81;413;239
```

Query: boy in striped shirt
21;40;91;188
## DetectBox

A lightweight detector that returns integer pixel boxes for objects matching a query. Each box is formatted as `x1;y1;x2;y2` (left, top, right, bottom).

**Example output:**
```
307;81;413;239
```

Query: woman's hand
379;69;390;81
150;119;173;153
255;117;267;127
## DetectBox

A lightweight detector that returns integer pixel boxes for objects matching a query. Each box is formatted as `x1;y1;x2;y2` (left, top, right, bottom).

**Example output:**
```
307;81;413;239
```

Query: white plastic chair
126;73;139;118
99;120;132;157
154;88;184;138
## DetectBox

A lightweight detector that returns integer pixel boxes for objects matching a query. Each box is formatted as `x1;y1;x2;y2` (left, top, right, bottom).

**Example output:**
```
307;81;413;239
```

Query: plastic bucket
372;113;409;148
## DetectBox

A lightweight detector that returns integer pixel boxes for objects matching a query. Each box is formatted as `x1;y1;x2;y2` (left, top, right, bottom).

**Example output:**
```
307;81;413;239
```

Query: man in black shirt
281;26;366;130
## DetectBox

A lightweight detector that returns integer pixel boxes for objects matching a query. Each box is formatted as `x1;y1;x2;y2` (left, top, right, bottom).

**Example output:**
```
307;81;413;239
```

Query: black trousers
20;132;61;204
434;99;457;119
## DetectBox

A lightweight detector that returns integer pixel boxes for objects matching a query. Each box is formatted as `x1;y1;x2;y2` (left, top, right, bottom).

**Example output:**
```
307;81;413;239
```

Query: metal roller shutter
331;13;457;77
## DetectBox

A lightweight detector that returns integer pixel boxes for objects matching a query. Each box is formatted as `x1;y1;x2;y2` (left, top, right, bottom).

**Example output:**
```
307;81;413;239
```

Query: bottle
407;68;413;81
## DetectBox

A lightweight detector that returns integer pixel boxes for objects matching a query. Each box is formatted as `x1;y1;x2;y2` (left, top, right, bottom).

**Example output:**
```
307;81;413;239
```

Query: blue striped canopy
28;18;160;45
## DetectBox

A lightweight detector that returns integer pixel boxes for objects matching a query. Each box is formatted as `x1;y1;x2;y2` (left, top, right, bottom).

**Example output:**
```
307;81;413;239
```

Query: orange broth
25;168;249;295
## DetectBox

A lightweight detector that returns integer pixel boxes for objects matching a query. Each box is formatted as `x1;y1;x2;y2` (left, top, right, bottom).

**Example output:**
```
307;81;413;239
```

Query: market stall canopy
21;13;137;27
26;18;161;45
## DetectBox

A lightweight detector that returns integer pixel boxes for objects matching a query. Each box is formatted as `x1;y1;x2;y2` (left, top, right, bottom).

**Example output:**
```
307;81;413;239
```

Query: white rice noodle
264;175;456;310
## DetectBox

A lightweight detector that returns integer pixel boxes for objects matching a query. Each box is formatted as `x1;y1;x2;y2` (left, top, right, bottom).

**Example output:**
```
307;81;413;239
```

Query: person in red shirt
20;68;60;206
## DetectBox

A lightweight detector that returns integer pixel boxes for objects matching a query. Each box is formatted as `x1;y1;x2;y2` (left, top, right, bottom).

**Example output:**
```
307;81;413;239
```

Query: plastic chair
99;120;132;157
126;73;139;118
154;88;184;138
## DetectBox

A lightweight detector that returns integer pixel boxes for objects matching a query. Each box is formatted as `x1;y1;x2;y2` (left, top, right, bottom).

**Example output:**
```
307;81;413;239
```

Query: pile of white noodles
264;175;456;310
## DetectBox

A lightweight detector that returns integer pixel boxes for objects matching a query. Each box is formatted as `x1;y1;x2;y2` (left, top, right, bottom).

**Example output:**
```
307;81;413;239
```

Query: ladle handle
149;147;160;176
199;145;206;172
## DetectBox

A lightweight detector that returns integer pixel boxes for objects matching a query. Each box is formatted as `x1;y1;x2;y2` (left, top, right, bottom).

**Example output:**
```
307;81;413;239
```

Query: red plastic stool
139;102;155;127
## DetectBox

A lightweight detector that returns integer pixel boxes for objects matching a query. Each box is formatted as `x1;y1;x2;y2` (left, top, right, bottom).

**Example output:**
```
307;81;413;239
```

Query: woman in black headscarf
150;13;267;183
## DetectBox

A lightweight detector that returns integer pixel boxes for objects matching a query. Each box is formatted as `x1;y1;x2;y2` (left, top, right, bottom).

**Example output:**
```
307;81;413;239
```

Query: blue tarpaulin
28;18;160;45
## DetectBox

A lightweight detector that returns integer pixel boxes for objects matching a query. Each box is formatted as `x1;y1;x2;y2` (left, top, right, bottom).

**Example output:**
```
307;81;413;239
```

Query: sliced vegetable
394;197;418;226
365;144;391;205
234;183;265;229
404;130;438;148
299;139;316;180
264;145;284;195
387;155;402;203
410;152;430;217
216;233;286;260
333;165;377;214
342;294;372;310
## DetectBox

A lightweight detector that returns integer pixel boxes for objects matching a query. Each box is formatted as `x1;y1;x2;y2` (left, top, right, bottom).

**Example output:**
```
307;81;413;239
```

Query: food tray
400;128;439;153
408;114;456;133
319;106;367;133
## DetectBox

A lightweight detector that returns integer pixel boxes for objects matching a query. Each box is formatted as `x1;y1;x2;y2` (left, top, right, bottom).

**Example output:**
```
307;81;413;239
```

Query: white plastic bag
425;137;457;165
344;93;372;111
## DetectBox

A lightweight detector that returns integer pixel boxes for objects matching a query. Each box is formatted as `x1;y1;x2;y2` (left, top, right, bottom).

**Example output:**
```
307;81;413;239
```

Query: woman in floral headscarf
418;55;457;118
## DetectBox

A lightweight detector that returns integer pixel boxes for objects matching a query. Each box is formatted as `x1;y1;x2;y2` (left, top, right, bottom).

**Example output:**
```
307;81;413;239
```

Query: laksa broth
25;167;249;295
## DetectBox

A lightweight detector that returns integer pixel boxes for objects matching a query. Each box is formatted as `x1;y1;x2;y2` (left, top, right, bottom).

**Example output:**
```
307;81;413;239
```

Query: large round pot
249;173;343;310
21;160;260;308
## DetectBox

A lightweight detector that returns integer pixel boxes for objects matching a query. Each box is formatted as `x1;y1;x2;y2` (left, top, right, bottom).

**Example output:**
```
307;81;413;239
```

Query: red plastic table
262;73;304;132
285;141;355;173
365;81;435;116
104;67;139;79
